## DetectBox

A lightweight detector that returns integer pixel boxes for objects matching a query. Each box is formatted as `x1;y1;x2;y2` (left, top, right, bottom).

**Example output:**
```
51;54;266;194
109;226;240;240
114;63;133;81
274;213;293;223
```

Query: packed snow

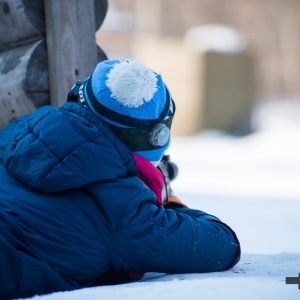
29;103;300;300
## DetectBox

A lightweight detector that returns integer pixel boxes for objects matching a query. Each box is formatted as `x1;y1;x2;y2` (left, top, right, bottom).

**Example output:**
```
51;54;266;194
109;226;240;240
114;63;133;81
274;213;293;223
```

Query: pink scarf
133;154;164;206
128;154;165;280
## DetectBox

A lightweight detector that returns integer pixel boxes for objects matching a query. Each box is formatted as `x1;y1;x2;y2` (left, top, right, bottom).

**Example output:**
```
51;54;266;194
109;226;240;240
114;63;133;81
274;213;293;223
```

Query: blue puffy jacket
0;103;240;299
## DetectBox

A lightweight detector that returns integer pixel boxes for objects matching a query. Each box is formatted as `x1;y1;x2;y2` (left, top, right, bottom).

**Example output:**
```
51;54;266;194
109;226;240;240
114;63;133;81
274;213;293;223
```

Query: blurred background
95;1;300;254
96;0;300;136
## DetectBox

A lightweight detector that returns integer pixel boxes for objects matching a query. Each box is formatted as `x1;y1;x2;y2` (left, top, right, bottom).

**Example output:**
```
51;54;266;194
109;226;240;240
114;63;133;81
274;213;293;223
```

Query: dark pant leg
0;222;72;299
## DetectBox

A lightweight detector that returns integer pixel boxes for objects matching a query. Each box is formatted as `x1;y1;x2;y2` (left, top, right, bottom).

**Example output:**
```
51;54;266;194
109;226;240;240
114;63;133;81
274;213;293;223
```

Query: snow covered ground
30;105;300;300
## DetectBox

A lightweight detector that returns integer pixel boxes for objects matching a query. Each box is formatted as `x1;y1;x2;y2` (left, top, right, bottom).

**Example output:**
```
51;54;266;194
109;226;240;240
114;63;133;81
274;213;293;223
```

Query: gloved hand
163;195;188;209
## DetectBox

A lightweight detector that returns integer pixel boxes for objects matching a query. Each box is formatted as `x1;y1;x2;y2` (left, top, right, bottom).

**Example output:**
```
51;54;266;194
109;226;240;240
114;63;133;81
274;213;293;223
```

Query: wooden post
44;0;98;107
0;0;107;129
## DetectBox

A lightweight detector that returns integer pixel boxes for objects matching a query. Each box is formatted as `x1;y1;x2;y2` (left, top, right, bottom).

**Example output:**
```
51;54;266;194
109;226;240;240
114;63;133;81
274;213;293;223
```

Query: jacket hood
1;103;137;193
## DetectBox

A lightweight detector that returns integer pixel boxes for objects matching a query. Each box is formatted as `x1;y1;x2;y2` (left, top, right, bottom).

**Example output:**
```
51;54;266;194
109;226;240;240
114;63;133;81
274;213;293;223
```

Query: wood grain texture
0;0;45;51
44;0;98;107
0;40;48;129
27;40;49;108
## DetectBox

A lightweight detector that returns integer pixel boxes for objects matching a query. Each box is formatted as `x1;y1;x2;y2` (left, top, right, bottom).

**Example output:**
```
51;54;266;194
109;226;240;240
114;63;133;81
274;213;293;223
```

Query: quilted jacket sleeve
111;194;240;274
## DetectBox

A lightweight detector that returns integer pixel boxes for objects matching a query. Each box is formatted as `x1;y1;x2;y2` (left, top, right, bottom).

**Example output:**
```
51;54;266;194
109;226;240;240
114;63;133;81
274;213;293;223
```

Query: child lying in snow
0;59;240;299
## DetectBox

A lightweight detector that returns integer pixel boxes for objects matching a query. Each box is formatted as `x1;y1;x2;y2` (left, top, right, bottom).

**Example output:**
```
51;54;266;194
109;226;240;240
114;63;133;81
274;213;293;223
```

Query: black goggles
67;79;175;151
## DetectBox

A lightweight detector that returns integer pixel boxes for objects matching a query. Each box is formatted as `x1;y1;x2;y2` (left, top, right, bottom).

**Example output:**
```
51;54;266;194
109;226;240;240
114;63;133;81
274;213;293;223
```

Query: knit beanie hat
78;59;175;164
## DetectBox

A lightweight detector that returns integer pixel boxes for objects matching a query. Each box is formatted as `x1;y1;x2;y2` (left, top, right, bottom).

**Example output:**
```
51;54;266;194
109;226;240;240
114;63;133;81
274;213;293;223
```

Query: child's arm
112;196;240;275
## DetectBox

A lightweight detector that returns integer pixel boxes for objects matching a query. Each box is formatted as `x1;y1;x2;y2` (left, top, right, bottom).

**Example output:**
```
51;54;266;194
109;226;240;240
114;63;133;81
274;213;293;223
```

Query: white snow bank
31;253;300;300
170;128;300;202
168;127;300;256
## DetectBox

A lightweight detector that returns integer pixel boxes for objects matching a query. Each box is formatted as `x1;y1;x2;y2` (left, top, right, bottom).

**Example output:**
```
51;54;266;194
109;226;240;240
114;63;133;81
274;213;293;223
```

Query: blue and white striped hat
81;59;175;164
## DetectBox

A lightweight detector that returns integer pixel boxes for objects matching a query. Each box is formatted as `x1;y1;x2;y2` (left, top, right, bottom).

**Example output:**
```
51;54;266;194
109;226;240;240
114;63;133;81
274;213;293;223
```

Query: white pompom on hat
106;60;158;108
82;59;174;163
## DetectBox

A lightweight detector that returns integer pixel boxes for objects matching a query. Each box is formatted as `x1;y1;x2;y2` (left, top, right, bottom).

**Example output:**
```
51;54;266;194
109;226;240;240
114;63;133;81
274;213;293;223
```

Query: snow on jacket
0;102;240;299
